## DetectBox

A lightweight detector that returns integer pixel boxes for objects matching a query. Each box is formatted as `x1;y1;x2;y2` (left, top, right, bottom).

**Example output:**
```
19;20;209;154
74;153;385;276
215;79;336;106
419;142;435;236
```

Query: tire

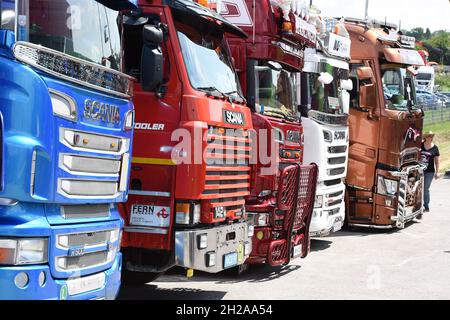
121;269;162;285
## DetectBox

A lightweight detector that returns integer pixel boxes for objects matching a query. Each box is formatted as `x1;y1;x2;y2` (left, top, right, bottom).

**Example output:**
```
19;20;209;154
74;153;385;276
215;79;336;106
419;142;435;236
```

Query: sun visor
168;0;248;39
96;0;138;11
383;48;425;66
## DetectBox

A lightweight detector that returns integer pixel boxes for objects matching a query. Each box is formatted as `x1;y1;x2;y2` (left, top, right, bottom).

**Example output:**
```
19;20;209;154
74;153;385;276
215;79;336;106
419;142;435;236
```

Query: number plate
292;244;302;258
223;252;238;268
130;205;170;227
333;221;343;232
66;272;105;296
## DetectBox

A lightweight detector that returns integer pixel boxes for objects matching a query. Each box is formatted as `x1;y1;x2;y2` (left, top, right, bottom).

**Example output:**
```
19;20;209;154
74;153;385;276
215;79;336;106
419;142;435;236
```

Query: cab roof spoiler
342;17;397;30
166;0;248;39
96;0;138;11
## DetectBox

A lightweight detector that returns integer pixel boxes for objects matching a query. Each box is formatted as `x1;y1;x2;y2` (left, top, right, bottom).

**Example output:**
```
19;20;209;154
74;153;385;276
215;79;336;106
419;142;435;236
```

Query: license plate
223;252;238;268
130;205;170;227
333;221;343;232
292;244;302;258
66;273;105;296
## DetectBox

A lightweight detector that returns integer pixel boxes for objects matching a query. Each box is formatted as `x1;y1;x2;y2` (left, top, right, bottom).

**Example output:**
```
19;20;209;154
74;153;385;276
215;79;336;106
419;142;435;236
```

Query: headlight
0;238;48;265
314;195;323;208
323;130;332;142
256;213;270;227
176;202;201;225
124;110;135;131
247;212;269;227
377;176;398;196
49;89;77;121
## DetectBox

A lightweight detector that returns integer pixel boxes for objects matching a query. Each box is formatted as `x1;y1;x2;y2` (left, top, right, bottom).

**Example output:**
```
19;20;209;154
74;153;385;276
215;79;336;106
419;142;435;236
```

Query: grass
423;120;450;173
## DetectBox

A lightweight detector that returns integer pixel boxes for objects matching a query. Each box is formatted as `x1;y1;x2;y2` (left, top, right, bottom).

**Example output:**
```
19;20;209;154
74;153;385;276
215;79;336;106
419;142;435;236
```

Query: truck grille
58;128;130;199
203;127;251;215
269;164;318;265
396;165;423;222
62;251;109;271
55;228;119;273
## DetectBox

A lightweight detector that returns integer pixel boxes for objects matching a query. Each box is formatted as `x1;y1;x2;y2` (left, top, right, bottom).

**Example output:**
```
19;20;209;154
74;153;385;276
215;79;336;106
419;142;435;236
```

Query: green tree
405;27;425;41
426;31;450;64
425;28;431;40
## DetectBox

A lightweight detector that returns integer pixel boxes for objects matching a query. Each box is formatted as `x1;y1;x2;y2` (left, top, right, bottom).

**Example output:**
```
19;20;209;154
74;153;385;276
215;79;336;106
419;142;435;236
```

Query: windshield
176;20;243;101
16;0;122;71
381;64;418;110
1;0;15;31
306;64;349;115
416;73;432;81
254;61;299;121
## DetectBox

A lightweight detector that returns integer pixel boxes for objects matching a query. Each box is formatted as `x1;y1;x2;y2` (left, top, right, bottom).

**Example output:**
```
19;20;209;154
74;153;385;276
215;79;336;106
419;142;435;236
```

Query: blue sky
312;0;449;32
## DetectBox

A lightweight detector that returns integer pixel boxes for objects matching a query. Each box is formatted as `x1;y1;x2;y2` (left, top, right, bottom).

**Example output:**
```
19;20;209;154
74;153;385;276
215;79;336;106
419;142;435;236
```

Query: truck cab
415;65;435;92
0;0;135;299
344;18;425;229
119;0;253;282
220;0;318;266
301;16;352;237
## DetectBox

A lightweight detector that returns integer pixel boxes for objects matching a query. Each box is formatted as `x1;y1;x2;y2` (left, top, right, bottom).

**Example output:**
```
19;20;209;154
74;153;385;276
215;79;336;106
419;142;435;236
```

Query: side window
349;63;363;109
1;0;16;32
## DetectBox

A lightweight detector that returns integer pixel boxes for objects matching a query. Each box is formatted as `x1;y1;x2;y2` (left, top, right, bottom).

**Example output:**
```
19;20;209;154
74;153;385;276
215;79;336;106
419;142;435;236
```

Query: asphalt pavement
119;178;450;300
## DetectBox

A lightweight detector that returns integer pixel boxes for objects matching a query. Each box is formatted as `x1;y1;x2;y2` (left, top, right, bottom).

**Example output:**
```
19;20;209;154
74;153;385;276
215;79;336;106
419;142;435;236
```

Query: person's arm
434;156;440;179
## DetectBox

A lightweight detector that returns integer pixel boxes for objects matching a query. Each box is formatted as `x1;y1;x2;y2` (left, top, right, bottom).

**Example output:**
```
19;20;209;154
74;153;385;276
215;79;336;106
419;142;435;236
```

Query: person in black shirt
421;131;440;212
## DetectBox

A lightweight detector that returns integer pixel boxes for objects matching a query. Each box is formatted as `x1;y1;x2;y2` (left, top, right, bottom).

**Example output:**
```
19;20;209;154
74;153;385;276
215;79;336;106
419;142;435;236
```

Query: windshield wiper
225;90;247;104
197;86;227;99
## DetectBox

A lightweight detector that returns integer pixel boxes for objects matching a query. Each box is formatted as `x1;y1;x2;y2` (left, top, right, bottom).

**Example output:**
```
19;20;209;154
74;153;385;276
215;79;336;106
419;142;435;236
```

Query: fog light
206;251;216;267
214;206;225;219
244;241;251;255
14;272;29;289
198;234;208;249
248;225;254;237
256;231;264;240
385;199;392;206
38;271;46;287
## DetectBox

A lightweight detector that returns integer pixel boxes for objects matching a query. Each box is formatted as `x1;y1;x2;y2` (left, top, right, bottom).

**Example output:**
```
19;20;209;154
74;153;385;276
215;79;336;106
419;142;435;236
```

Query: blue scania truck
0;0;136;299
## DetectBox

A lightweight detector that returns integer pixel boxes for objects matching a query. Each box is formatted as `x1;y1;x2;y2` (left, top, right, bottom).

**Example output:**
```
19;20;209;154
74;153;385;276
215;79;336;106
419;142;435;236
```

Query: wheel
121;269;162;285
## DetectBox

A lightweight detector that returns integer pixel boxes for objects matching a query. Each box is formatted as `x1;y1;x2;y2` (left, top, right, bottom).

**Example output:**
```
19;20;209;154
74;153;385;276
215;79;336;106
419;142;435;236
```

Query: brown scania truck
344;18;425;229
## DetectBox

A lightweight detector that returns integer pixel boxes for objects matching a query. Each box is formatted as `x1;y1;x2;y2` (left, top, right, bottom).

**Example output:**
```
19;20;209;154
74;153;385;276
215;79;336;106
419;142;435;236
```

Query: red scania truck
219;0;318;267
119;0;254;283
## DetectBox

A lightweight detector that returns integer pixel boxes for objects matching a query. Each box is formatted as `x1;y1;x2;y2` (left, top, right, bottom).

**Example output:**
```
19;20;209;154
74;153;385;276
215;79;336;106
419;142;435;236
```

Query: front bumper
175;222;251;273
309;184;346;237
0;253;122;300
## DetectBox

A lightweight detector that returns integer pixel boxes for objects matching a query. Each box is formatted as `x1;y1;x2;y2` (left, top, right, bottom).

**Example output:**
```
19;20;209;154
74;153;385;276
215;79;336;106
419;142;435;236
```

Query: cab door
346;61;380;222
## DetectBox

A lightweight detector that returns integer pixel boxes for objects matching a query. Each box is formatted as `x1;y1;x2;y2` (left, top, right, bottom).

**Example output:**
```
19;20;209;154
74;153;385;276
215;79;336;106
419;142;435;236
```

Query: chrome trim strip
119;153;130;192
348;223;394;229
48;89;78;122
58;153;121;177
128;190;171;197
124;226;169;235
13;41;134;99
30;150;37;195
59;127;130;156
57;178;121;200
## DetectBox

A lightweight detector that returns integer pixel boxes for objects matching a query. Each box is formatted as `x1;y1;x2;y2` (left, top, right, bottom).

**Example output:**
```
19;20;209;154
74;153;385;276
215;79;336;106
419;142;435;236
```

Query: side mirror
141;25;164;92
356;66;375;81
359;84;377;110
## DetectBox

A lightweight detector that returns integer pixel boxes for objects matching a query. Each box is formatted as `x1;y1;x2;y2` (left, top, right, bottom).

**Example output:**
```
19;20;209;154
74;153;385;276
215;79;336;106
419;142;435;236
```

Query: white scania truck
300;15;352;237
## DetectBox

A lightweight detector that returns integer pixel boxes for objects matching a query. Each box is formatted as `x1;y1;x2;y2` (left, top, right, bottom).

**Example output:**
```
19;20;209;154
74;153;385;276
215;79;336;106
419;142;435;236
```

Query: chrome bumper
175;222;251;273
